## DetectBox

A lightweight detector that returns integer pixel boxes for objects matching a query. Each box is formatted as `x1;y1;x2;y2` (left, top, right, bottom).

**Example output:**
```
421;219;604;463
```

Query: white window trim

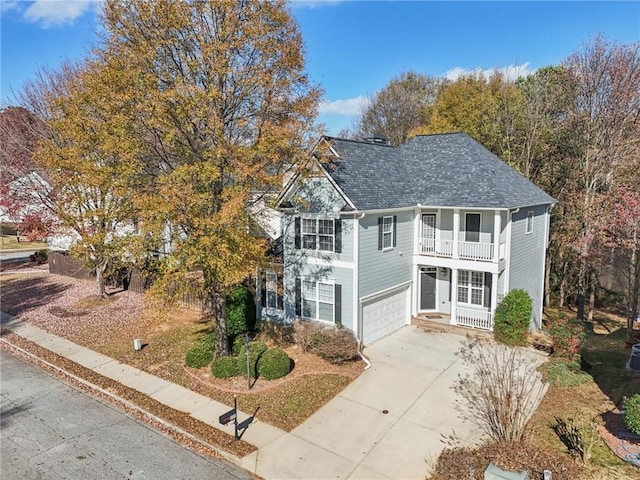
525;211;534;235
464;212;482;243
382;215;394;250
302;217;335;252
301;278;336;324
457;270;485;307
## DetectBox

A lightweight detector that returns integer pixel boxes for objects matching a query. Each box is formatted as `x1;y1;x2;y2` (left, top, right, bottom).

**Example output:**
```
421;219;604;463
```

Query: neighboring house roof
310;132;556;211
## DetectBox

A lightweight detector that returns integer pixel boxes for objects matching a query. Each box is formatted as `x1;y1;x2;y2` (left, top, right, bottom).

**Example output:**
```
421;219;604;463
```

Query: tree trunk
628;247;640;341
577;254;587;321
559;261;568;308
96;262;107;297
211;291;228;358
587;270;595;322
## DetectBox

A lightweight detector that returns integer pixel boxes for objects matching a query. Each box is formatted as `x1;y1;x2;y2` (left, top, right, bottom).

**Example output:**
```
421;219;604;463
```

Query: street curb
0;335;251;474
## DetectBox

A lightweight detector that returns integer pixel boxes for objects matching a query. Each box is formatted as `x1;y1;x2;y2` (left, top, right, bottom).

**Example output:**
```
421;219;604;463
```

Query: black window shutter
260;270;267;307
277;273;283;310
378;217;383;250
294;217;301;249
334;219;342;253
334;284;342;326
295;278;302;316
484;272;492;308
392;215;397;247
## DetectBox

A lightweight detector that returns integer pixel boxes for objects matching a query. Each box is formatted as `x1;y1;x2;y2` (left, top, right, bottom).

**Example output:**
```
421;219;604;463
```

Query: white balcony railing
458;241;494;261
420;238;453;257
420;238;494;262
456;307;493;330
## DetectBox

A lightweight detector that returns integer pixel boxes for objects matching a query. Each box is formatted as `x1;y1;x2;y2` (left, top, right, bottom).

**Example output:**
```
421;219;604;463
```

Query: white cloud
445;63;534;82
23;0;96;27
319;95;368;116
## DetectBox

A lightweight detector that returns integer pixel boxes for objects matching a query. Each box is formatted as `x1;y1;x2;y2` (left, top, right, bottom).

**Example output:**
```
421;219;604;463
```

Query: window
377;215;397;250
382;216;394;249
457;270;485;306
261;270;283;312
265;271;277;309
526;211;534;234
465;213;481;242
296;218;339;252
302;280;334;322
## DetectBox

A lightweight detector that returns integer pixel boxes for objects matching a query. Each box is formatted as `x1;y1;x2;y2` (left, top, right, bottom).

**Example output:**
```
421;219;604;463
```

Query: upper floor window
295;217;341;253
526;211;534;234
378;215;397;250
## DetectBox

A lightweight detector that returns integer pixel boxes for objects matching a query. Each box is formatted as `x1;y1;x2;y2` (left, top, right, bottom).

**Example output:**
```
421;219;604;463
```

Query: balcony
420;238;503;262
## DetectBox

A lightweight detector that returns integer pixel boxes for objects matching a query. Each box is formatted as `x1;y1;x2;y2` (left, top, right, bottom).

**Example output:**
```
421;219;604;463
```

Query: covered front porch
413;265;501;331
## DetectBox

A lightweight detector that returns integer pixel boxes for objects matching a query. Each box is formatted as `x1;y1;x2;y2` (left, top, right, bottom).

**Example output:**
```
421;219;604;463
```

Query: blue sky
1;1;639;135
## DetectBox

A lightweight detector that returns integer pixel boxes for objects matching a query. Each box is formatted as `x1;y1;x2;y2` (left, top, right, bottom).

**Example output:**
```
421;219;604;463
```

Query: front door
420;268;437;310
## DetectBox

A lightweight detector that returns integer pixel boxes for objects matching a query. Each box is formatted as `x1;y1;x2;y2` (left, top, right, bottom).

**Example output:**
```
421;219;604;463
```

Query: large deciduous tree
562;36;640;320
35;60;144;297
93;0;320;356
354;71;443;145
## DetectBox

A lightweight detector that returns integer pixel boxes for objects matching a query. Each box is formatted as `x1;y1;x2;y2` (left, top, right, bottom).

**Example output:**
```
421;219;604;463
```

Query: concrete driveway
245;326;481;480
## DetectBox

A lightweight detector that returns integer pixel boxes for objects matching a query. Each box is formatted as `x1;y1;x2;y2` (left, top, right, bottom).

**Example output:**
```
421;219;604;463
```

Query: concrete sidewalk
1;313;548;480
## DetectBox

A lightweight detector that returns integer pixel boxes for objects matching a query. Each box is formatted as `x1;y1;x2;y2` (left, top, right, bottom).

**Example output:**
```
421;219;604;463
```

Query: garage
362;286;410;345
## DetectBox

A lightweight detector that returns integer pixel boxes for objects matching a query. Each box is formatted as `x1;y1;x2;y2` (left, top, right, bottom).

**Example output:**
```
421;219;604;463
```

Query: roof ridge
325;135;398;147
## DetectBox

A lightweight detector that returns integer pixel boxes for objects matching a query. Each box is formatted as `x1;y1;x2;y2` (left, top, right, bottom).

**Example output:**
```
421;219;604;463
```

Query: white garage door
362;287;409;345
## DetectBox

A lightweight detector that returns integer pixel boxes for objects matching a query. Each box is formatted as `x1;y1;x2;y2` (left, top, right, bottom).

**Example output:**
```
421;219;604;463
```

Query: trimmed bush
255;321;295;347
185;333;215;368
237;341;268;378
258;348;292;380
624;394;640;435
546;314;586;360
211;356;241;378
231;334;246;356
539;359;592;387
314;328;358;364
493;289;532;346
226;285;256;337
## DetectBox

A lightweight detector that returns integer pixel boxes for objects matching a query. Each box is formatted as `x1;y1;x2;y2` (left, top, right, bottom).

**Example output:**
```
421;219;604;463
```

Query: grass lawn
0;234;48;251
528;307;640;479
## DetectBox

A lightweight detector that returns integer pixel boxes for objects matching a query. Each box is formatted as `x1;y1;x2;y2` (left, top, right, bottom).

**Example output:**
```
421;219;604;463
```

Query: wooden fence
48;251;206;310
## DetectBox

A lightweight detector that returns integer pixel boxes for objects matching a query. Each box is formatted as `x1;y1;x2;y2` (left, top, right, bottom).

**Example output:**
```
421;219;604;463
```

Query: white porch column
452;209;460;259
493;210;501;263
451;268;458;325
436;208;441;253
491;272;499;319
414;208;421;255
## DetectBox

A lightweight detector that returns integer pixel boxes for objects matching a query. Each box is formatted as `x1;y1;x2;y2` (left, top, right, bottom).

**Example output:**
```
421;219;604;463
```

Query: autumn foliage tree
354;71;443;145
85;0;320;356
0;106;54;240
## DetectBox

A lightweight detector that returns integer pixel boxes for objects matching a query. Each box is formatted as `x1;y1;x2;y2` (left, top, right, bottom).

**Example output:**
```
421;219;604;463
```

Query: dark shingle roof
323;133;555;210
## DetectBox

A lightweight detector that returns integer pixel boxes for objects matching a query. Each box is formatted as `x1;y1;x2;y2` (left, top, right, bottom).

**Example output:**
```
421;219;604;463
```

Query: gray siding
280;176;355;330
358;210;414;298
508;205;548;328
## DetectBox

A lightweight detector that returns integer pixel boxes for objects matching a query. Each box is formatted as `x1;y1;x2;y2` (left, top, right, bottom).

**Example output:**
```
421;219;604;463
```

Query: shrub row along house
257;132;555;346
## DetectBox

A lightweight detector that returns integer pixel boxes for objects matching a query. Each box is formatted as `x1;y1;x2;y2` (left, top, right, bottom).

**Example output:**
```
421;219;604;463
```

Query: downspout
354;211;371;370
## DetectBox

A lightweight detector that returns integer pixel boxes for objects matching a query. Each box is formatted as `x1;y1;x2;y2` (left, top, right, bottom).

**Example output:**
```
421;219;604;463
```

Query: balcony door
421;214;436;253
465;213;481;242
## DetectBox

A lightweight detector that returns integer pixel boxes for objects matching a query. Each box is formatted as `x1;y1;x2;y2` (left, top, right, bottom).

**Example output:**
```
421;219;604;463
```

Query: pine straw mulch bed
0;331;257;462
0;268;364;432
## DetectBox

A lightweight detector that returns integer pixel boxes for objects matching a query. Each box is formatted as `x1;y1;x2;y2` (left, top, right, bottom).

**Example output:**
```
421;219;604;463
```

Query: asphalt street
0;350;254;480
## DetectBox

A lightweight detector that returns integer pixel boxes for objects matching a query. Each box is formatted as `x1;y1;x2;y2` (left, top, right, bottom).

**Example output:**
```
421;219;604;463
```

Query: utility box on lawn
484;462;530;480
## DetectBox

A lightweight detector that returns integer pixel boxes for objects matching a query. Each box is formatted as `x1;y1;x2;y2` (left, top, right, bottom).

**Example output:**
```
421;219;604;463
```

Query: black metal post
234;395;238;441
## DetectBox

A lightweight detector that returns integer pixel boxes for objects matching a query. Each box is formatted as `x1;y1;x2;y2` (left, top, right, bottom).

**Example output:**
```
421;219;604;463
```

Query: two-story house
259;132;555;346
